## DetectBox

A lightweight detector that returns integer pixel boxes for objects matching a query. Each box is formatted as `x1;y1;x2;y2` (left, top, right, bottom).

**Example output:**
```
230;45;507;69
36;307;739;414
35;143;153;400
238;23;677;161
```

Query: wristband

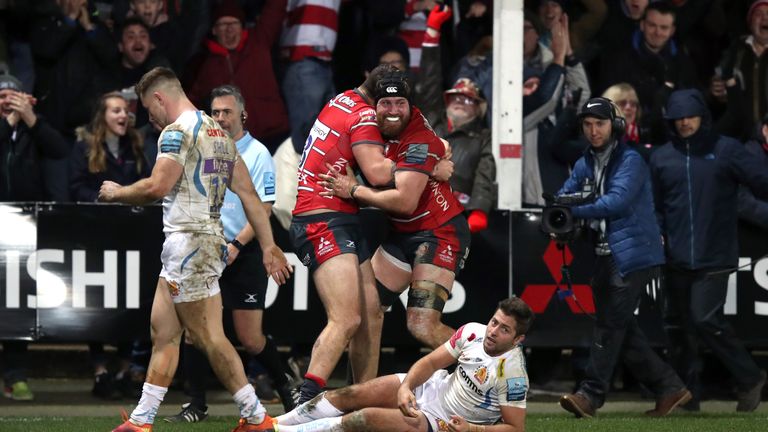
350;184;360;200
230;239;244;251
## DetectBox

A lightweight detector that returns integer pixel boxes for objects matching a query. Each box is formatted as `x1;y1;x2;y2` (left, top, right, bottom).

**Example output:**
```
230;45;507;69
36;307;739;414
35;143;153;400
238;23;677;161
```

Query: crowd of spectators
0;0;767;409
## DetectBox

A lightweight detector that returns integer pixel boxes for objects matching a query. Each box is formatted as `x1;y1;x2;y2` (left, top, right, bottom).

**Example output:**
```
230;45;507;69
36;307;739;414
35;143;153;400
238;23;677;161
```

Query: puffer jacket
650;89;768;269
559;141;665;276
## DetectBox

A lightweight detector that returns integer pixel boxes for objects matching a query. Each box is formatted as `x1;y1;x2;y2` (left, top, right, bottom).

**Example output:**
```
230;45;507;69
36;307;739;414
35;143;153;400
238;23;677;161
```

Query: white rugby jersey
156;110;238;236
440;322;528;424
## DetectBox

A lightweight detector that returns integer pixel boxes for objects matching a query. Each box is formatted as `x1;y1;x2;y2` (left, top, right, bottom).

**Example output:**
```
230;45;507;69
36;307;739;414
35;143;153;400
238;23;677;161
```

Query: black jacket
650;90;768;269
737;140;768;230
69;131;150;202
418;44;496;214
0;116;70;201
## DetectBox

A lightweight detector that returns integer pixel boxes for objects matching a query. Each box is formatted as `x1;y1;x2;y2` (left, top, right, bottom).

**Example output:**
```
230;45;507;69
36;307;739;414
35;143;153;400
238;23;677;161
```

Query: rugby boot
232;415;276;431
112;409;153;432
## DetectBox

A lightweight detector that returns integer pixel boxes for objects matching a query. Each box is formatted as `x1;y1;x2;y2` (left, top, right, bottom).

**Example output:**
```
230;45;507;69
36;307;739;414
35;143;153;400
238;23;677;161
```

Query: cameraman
556;97;690;418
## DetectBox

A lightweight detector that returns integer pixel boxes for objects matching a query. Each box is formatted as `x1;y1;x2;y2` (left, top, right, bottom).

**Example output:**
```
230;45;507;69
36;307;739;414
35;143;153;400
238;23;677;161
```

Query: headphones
579;97;626;138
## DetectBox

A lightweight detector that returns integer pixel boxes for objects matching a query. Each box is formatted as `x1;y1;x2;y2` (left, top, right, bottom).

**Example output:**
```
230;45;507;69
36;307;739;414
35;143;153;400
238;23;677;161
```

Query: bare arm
446;406;524;432
227;203;273;265
320;165;427;216
229;158;292;284
352;143;394;186
398;345;457;417
98;157;182;205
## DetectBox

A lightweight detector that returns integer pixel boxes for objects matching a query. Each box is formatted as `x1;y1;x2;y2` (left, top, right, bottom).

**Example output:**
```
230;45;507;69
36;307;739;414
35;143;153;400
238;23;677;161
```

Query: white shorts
159;232;226;303
397;370;452;432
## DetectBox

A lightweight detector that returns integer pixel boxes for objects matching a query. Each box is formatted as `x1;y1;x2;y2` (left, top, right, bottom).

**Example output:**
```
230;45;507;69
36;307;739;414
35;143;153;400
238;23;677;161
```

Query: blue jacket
650;89;768;269
559;142;665;276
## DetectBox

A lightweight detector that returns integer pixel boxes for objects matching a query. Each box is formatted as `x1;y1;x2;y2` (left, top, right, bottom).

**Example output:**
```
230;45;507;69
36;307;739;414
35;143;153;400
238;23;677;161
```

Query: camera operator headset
552;97;688;419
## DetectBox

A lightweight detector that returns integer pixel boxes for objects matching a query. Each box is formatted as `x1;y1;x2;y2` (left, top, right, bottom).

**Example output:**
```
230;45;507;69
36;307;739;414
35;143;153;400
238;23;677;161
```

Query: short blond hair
602;83;641;120
135;66;182;99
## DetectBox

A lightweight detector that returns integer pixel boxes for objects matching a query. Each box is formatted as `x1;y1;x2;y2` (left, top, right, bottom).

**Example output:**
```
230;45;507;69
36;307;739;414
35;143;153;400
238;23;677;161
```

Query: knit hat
0;74;21;92
748;0;768;24
212;0;245;24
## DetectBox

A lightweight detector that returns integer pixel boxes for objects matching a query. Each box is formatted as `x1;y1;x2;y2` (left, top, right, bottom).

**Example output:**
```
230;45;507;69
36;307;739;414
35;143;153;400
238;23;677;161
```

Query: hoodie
650;89;768;269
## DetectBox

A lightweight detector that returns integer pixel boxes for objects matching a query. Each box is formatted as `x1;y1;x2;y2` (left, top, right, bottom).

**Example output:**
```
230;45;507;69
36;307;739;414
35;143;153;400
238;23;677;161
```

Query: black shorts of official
220;241;267;310
381;214;471;275
289;211;371;272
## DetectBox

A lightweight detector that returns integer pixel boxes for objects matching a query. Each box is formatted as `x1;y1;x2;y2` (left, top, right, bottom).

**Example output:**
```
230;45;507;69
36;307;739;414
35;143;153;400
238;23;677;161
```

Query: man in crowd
164;85;294;424
557;97;691;418
99;67;292;432
650;89;768;412
275;297;533;432
319;70;469;349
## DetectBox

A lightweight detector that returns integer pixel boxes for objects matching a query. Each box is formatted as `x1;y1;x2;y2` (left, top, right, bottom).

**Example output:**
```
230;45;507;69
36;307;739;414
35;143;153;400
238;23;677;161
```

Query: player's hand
98;181;122;202
432;159;454;182
318;163;358;199
448;415;470;432
226;243;240;265
263;244;293;285
397;385;420;418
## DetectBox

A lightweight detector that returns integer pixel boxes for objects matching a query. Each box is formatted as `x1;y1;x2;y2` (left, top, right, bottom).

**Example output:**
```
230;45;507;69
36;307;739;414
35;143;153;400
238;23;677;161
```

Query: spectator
111;16;170;129
279;0;340;155
650;88;768;412
0;73;69;201
70;91;149;202
601;82;655;160
185;0;288;152
30;0;116;139
711;0;768;140
537;0;608;58
596;0;651;55
557;97;691;418
598;1;697;144
116;0;209;73
738;114;768;229
417;6;495;233
521;14;584;207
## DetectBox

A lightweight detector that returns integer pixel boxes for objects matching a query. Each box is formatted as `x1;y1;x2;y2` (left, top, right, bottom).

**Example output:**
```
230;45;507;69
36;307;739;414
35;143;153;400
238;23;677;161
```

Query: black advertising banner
0;204;38;339
0;204;766;347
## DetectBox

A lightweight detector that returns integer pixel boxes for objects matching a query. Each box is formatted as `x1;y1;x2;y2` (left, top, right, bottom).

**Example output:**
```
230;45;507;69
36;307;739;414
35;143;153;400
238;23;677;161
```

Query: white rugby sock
233;384;266;424
275;416;343;432
277;392;343;425
130;383;167;425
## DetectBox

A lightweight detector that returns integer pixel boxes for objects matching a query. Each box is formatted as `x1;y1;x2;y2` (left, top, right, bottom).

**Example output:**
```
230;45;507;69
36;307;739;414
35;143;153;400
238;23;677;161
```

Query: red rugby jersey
386;107;464;232
293;89;384;215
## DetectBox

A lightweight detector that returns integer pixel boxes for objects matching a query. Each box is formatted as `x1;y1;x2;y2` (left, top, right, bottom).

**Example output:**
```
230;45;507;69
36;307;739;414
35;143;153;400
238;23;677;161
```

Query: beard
377;111;410;139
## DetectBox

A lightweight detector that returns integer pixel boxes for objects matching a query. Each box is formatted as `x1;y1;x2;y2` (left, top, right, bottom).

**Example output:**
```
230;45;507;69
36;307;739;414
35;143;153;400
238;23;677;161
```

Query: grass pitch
2;412;767;432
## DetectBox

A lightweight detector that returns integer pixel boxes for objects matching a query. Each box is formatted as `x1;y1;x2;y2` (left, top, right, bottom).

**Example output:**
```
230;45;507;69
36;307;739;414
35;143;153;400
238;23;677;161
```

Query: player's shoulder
447;322;486;349
497;345;527;378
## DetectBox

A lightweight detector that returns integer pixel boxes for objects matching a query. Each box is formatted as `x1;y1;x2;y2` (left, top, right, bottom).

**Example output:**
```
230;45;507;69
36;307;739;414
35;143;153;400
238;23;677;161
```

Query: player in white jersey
275;297;533;432
99;67;292;432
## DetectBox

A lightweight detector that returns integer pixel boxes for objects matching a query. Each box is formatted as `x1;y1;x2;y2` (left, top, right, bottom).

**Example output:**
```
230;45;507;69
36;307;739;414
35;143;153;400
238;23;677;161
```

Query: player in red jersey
320;70;471;349
289;64;409;404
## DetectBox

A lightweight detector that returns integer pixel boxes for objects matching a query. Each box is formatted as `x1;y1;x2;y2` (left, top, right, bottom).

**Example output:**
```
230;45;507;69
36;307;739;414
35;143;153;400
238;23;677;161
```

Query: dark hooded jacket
650;89;768;269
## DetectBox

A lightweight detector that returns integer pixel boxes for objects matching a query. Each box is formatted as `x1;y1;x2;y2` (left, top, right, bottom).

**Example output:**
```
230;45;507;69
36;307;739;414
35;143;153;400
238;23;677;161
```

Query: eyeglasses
448;94;478;105
616;100;639;108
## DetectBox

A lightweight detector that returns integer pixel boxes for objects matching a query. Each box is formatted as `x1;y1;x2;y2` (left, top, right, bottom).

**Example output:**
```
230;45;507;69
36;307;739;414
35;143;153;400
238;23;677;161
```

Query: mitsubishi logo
318;237;331;251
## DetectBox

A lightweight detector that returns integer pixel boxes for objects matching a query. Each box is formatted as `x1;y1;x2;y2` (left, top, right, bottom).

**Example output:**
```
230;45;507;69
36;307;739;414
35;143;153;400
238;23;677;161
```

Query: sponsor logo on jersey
497;358;506;378
335;95;357;108
207;128;228;138
478;388;494;410
160;130;184;154
167;280;180;298
474;366;488;384
458;366;484;397
430;181;451;212
438;244;454;264
436;419;450;432
264;172;276;196
203;158;234;175
311;119;331;142
302;253;311;266
506;377;527;402
405;143;428;164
